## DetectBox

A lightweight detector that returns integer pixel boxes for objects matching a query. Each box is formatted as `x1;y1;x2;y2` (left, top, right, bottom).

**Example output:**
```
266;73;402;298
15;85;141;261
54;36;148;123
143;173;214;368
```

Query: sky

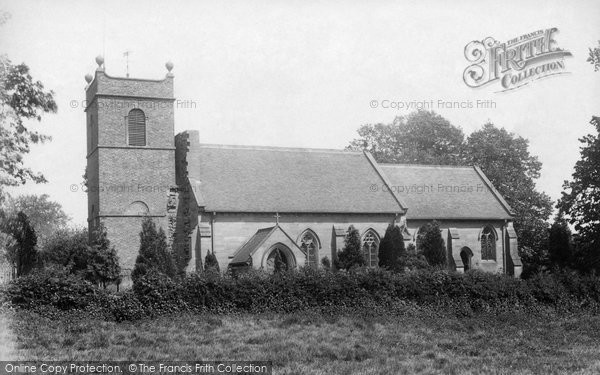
1;0;599;226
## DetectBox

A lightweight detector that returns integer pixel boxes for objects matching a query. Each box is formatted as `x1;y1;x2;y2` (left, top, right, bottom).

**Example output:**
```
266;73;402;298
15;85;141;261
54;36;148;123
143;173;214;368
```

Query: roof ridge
197;143;362;154
379;163;475;169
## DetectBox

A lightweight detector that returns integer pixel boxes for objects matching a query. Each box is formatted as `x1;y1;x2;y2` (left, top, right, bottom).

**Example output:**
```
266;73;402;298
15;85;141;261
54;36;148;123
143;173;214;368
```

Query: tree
3;211;37;277
348;114;552;266
132;217;176;283
465;123;553;273
40;227;88;268
416;221;446;267
588;41;600;72
558;116;600;271
347;110;466;165
378;224;405;271
0;56;57;187
204;251;220;273
3;194;69;247
335;225;366;271
547;216;572;269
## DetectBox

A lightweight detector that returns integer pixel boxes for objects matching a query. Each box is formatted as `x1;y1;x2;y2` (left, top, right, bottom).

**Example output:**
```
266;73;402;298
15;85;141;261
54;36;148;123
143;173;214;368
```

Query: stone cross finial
273;212;281;224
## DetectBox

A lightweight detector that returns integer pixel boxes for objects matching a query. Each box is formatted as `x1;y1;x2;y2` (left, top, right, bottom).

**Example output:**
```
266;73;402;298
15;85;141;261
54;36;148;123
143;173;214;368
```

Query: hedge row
5;267;600;321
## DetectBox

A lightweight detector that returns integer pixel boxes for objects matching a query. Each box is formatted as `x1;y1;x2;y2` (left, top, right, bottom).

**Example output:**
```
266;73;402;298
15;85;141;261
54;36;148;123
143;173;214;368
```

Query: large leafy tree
40;227;88;267
349;114;553;266
3;194;69;246
465;123;553;254
0;56;57;188
347;110;465;165
557;116;600;269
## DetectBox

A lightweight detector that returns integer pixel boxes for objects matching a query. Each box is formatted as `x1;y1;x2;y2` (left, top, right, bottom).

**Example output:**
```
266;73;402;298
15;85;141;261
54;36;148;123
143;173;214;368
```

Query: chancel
84;56;522;279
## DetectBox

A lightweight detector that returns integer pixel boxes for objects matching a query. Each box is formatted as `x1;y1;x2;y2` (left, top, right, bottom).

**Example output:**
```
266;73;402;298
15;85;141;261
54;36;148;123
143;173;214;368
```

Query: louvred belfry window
127;109;146;146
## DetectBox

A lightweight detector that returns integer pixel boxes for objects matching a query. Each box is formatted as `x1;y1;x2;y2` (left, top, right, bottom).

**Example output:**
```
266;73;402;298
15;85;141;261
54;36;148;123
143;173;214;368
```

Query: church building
84;57;522;279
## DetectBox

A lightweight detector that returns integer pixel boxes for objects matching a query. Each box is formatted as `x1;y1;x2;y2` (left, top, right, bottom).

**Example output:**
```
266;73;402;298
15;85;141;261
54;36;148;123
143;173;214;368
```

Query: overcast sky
1;0;599;226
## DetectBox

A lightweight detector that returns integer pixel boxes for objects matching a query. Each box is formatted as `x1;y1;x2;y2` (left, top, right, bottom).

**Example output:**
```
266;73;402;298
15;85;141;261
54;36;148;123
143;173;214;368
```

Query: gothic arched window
127;109;146;146
362;229;380;267
481;226;496;260
299;230;319;268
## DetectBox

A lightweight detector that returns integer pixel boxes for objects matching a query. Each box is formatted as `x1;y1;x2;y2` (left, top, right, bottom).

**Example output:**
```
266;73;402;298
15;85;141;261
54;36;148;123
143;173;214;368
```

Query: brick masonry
86;66;175;271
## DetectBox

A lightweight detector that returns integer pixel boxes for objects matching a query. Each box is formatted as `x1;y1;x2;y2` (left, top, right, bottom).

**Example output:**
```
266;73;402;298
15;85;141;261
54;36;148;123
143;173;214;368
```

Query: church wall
96;148;175;216
406;219;508;274
100;215;168;277
199;212;398;270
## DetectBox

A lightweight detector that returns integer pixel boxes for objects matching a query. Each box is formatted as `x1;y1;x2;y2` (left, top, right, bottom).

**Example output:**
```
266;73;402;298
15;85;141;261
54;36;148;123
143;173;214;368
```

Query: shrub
417;221;446;267
6;267;100;310
321;256;331;270
400;243;430;271
8;260;600;322
40;225;120;288
336;225;365;271
204;251;220;273
132;216;176;284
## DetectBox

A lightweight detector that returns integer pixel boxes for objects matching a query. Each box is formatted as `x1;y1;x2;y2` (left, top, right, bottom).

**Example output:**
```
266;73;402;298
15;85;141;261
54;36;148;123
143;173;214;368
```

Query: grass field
6;305;600;374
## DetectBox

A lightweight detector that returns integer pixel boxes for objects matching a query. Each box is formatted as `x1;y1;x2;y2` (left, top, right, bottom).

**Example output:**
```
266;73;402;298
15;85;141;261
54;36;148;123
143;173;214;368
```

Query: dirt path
0;308;16;360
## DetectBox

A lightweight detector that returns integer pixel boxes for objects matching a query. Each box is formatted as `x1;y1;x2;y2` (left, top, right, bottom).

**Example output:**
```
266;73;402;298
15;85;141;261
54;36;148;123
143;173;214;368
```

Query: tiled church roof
379;164;514;220
229;226;275;265
188;144;407;214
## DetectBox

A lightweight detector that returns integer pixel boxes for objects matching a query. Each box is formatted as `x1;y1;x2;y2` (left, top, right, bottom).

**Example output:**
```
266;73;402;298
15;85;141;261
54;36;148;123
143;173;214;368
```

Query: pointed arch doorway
264;243;296;272
460;247;473;271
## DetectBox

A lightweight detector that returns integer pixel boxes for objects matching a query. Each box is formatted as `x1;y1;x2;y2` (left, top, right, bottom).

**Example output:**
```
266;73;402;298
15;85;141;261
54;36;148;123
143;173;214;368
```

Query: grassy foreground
7;305;600;375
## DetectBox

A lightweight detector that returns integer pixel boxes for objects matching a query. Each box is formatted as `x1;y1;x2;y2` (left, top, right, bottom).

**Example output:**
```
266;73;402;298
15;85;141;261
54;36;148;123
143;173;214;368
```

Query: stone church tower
85;56;176;274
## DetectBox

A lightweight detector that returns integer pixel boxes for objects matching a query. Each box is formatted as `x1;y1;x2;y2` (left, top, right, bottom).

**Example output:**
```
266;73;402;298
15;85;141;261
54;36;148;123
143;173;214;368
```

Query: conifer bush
378;224;405;271
204;251;220;273
132;216;176;285
3;211;38;277
416;221;446;267
335;225;366;271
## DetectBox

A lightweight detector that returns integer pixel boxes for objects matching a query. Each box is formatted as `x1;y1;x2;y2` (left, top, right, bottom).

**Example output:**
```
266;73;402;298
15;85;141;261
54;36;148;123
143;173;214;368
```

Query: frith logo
463;28;572;92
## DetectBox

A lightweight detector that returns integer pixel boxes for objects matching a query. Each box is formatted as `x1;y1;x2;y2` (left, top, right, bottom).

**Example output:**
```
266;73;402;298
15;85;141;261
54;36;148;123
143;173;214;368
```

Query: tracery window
362;230;380;267
299;230;319;268
481;226;496;260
